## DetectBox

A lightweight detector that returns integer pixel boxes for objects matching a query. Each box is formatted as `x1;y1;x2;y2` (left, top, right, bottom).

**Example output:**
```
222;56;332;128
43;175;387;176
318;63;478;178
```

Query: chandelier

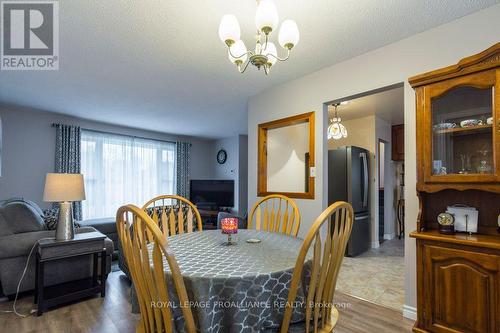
218;0;300;75
328;103;348;140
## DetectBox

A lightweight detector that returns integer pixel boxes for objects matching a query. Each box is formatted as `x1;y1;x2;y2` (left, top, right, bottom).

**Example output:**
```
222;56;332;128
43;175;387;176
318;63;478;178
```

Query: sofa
0;198;114;297
79;217;118;258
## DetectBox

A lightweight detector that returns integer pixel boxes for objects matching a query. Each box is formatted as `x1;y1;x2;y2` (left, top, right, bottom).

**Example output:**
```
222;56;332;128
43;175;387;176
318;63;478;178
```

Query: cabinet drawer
423;244;500;333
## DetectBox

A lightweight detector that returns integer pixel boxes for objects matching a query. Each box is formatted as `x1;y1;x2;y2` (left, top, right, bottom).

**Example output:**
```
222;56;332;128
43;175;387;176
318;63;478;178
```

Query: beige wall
328;116;376;152
248;4;500;317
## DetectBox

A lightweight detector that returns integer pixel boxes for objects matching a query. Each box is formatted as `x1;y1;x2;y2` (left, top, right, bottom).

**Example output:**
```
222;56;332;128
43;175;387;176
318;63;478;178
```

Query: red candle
221;218;238;234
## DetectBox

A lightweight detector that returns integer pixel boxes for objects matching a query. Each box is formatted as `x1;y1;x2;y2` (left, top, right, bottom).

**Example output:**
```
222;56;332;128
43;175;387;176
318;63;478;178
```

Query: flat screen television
190;179;234;208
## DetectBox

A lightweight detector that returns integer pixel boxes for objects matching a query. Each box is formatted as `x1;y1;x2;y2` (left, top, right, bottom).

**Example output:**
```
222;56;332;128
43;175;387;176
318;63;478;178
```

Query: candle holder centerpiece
221;218;238;245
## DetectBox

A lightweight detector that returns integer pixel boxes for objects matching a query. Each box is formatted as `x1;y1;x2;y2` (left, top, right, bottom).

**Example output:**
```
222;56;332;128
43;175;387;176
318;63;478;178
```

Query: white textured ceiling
0;0;498;138
331;86;405;125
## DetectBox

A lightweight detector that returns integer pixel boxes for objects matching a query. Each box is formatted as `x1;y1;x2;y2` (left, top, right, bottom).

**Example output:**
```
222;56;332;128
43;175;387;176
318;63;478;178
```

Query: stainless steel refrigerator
328;146;370;256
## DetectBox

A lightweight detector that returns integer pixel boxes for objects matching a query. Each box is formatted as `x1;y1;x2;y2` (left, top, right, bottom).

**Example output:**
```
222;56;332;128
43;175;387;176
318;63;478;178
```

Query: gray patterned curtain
176;141;191;198
53;124;82;220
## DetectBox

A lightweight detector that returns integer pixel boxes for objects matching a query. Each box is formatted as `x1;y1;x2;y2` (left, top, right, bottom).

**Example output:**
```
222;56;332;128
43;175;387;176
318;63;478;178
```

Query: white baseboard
383;232;396;240
371;241;380;249
403;304;417;320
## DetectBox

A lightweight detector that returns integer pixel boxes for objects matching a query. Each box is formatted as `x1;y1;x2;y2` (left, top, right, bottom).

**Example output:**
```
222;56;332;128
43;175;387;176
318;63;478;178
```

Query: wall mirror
258;112;315;199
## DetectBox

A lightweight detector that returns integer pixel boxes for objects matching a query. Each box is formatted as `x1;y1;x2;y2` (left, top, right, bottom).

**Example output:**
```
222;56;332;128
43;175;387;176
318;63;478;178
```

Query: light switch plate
310;167;316;177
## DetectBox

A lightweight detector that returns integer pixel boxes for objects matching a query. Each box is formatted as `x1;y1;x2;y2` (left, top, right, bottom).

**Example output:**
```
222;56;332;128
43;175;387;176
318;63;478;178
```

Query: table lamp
43;173;86;240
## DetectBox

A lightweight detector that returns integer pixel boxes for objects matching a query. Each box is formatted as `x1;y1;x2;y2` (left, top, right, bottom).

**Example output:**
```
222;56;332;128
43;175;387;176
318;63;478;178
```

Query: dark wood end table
35;231;108;316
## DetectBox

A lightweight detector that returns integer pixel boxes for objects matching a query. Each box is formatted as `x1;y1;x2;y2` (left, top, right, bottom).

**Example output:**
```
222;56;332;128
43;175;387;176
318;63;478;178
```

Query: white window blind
81;130;176;219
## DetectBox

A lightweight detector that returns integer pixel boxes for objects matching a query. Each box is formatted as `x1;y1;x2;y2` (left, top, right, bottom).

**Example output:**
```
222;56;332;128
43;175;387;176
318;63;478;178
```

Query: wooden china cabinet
409;43;500;333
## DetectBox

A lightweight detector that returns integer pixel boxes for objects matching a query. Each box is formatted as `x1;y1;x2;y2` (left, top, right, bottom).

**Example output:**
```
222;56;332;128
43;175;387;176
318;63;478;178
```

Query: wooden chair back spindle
142;195;202;237
280;201;354;333
116;205;196;333
248;194;301;237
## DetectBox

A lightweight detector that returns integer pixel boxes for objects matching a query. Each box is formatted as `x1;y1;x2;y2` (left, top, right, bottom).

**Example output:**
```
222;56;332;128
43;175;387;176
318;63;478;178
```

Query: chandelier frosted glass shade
278;20;300;49
328;118;348;140
264;42;277;66
255;0;279;33
228;40;248;64
218;14;241;45
218;0;299;75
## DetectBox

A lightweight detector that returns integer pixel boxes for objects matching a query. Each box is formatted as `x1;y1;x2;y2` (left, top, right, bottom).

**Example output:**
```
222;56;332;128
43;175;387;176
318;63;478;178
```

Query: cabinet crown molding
409;42;500;88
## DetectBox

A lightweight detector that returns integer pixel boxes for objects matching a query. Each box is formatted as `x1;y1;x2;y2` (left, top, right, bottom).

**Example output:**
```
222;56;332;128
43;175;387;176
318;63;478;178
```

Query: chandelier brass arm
266;48;291;62
227;47;254;61
237;59;253;74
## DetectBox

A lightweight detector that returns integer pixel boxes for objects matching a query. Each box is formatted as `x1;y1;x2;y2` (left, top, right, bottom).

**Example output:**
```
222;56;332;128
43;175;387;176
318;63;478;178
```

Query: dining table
157;229;311;333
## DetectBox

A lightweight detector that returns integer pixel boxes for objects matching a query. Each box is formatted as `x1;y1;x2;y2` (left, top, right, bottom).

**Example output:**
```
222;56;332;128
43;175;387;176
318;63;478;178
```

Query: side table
35;231;107;316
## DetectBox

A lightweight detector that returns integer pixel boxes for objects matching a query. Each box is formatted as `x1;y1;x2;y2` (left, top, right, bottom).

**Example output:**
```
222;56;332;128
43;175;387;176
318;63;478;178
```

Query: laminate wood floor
0;271;414;333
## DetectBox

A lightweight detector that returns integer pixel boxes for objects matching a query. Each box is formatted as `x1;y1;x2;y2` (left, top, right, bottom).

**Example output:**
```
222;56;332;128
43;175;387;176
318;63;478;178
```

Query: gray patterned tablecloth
153;230;311;333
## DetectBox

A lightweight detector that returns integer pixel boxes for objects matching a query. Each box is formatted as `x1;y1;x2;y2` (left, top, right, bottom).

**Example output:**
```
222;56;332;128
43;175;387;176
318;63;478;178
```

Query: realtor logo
1;0;59;70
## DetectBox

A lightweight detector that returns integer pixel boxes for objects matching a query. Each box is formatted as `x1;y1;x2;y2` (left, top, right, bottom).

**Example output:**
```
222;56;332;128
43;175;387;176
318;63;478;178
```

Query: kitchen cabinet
392;124;404;161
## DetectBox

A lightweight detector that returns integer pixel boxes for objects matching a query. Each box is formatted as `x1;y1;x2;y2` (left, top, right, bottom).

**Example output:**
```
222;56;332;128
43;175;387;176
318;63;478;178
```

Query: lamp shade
255;0;279;32
278;19;299;49
328;118;348;140
219;14;241;45
43;173;86;202
263;42;277;66
339;121;348;138
228;40;248;64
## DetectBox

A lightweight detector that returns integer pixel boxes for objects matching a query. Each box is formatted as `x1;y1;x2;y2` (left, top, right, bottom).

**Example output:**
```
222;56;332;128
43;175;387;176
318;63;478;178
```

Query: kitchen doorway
325;83;405;312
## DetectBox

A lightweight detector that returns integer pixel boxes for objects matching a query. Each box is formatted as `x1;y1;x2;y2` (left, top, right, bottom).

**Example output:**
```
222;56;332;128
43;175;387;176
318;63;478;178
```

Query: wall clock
217;149;227;164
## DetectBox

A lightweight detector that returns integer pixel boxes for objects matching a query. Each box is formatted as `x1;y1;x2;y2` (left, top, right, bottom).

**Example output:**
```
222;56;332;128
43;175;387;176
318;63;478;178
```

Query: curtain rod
51;123;190;146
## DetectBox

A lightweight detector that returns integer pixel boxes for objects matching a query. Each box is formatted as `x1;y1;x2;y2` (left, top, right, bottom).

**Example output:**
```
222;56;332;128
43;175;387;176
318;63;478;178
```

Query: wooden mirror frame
258;111;315;199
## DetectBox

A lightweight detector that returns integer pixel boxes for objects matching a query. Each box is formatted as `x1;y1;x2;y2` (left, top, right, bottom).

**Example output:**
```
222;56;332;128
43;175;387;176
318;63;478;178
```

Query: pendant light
328;103;348;140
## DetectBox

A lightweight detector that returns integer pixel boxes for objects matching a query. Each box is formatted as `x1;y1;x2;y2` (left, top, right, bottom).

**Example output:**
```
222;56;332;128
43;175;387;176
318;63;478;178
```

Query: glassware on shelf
459;154;472;174
477;150;492;174
431;86;494;178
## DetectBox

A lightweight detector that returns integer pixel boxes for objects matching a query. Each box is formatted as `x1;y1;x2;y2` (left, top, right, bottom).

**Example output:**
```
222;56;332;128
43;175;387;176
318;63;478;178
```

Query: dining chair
142;195;203;237
280;201;354;333
247;194;301;237
116;204;197;333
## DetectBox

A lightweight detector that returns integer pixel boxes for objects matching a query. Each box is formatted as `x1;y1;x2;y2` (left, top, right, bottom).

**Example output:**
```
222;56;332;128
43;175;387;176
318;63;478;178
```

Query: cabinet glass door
431;86;494;176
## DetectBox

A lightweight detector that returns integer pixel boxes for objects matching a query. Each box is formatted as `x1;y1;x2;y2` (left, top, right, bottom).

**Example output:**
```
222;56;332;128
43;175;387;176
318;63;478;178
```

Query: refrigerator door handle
354;215;369;221
360;152;369;209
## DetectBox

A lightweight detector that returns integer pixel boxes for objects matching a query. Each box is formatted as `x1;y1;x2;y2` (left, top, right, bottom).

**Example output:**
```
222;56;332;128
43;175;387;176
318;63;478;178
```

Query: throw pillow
43;208;59;230
43;208;82;230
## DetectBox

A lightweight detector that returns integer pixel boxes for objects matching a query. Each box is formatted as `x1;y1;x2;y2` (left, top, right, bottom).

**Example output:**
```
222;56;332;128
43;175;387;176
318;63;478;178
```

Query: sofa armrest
0;230;56;260
0;227;114;260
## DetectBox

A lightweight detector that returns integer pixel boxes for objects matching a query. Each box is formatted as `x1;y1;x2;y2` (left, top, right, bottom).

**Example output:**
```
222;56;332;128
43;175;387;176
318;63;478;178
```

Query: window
81;130;176;219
